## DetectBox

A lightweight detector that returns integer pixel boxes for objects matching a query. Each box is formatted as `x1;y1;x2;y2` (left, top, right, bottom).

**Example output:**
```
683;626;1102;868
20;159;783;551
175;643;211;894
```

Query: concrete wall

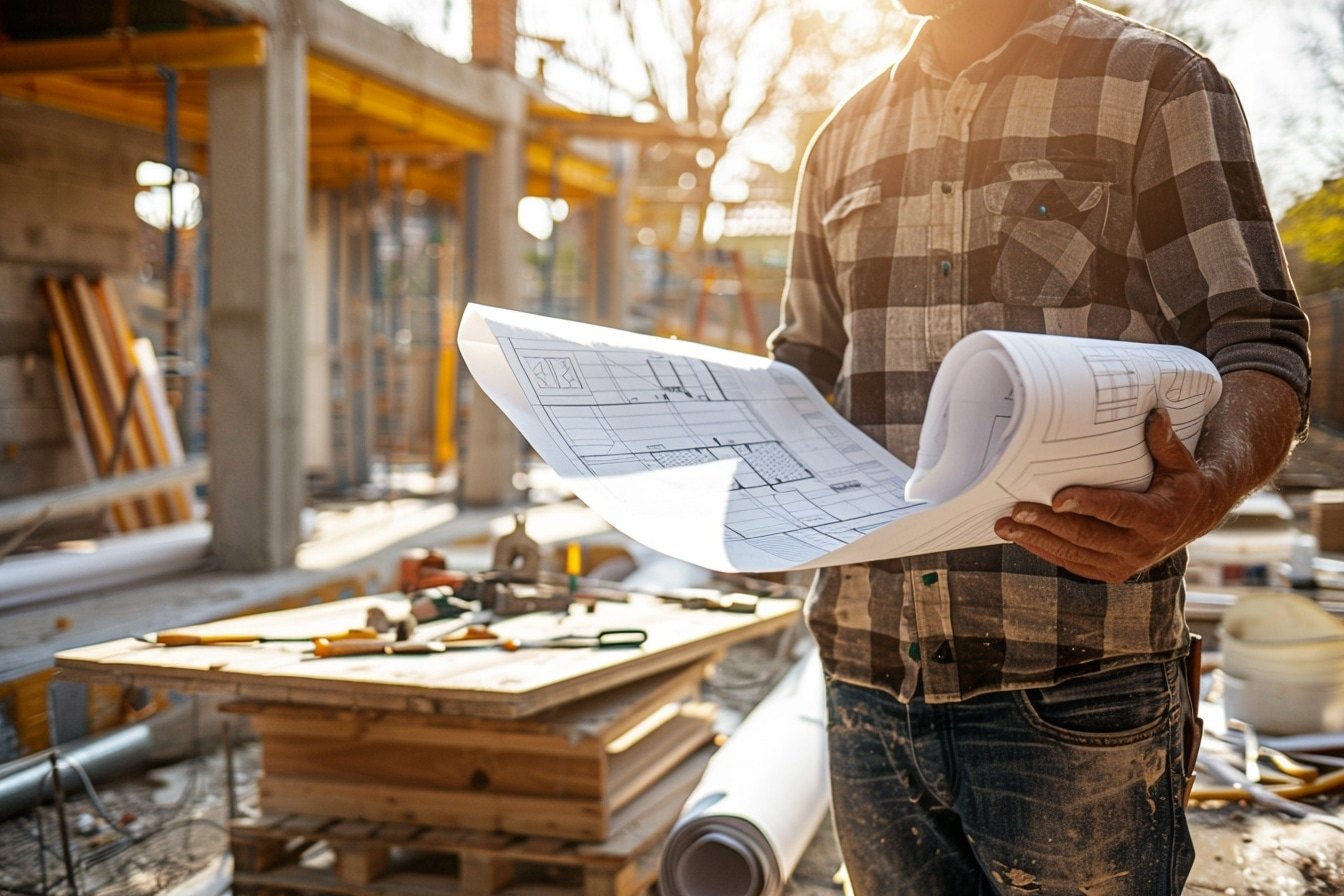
0;99;180;500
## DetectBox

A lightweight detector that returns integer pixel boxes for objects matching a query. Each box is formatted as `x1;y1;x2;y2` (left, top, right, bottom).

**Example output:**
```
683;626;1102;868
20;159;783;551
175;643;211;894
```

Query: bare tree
519;0;914;245
1298;2;1344;176
1113;0;1222;52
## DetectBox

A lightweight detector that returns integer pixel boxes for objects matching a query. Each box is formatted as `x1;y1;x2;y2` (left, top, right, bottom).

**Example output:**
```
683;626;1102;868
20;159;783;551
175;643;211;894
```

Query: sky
341;0;1343;215
1165;0;1344;213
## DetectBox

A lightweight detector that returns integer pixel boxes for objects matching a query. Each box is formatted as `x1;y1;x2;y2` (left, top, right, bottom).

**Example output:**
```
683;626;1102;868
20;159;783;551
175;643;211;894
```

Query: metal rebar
48;754;80;896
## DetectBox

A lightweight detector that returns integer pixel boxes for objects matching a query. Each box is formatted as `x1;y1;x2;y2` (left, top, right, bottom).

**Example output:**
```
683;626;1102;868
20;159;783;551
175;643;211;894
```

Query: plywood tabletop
53;593;801;718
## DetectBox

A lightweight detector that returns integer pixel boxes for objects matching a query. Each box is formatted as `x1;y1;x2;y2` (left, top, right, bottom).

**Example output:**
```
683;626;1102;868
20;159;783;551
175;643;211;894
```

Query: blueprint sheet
458;305;1222;573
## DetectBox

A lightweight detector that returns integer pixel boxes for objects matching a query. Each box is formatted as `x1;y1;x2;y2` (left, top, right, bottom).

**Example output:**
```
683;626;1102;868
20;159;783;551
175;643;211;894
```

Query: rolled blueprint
458;304;1222;572
660;649;828;896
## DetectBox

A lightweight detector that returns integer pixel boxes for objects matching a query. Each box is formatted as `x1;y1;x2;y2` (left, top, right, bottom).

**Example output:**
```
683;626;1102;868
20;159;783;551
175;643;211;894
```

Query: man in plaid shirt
768;0;1311;892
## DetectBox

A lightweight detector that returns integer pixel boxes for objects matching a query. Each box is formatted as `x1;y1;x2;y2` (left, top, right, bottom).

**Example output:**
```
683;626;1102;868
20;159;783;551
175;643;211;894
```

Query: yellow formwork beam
0;72;210;142
526;141;617;198
307;55;493;155
0;24;268;75
529;97;723;147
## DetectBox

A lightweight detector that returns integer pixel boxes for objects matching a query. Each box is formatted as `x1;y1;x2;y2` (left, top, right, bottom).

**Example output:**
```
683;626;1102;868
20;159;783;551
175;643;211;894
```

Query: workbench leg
459;854;514;895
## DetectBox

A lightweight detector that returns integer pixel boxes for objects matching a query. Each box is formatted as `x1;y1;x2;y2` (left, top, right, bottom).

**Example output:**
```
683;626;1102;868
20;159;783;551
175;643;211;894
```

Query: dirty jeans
826;662;1195;895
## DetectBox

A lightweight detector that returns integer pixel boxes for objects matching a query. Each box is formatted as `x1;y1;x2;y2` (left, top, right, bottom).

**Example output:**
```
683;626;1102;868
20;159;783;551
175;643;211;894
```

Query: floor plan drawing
459;305;1223;573
498;335;921;567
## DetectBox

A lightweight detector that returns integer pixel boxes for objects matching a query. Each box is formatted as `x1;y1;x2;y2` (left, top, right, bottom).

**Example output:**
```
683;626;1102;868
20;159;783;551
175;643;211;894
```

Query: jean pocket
982;158;1112;306
1014;663;1173;747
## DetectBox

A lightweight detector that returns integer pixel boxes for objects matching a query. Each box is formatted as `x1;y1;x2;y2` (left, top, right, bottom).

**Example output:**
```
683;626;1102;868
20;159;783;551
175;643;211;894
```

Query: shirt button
940;260;952;276
941;182;952;195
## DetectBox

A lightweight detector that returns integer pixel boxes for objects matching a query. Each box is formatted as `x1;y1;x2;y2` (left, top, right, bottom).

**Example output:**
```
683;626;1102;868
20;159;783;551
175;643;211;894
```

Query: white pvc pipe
0;521;211;610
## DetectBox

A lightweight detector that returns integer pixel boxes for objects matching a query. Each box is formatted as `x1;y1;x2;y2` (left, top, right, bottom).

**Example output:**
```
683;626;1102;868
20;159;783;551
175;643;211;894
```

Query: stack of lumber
41;274;192;532
54;593;803;896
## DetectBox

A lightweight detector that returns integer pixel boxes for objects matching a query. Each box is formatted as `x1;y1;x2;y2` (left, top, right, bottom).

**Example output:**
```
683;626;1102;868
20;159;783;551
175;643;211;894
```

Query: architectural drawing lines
466;308;1221;570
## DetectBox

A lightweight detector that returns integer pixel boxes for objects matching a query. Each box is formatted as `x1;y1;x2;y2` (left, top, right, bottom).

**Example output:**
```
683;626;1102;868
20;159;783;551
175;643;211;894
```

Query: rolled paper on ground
660;649;828;896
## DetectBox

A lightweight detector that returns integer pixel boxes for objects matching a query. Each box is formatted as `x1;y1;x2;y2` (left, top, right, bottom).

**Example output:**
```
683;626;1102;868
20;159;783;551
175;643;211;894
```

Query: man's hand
994;368;1302;583
993;407;1230;583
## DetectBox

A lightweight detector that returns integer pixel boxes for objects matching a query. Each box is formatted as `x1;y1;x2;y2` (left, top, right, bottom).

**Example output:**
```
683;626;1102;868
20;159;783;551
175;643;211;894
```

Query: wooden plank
69;275;169;525
229;658;708;753
46;329;121;530
459;853;514;896
549;659;707;744
246;689;712;829
231;865;454;895
337;844;392;885
279;813;339;836
42;277;142;529
605;704;716;812
95;277;194;521
259;733;605;799
231;865;614;896
226;749;711;895
375;822;426;843
576;745;715;862
223;763;704;896
53;596;800;719
242;704;605;755
581;860;646;896
43;278;114;470
260;774;610;841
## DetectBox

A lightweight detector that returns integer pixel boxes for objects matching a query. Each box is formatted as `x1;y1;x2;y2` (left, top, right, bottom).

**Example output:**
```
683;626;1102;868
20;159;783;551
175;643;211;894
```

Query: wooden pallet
229;744;714;896
231;661;718;840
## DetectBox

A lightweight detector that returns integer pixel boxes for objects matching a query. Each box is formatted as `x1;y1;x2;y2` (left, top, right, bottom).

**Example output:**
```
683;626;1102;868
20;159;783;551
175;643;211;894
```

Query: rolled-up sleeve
767;135;848;395
1135;54;1311;431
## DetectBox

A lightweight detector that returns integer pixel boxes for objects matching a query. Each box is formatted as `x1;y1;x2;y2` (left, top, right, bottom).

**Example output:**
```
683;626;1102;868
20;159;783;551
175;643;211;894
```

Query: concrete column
594;200;623;329
595;148;633;327
207;11;307;570
462;75;526;507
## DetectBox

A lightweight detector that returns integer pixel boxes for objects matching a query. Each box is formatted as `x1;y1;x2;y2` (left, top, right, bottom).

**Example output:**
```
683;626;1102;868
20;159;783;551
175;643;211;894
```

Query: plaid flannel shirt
768;0;1310;703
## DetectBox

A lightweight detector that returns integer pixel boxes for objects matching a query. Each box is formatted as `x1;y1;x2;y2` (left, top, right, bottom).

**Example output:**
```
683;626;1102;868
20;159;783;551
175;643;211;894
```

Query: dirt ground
781;799;1344;896
0;733;252;896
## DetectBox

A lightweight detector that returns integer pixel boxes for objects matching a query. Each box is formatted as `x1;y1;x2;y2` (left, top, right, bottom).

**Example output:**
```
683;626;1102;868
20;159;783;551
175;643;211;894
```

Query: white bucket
1218;669;1344;735
1216;592;1344;734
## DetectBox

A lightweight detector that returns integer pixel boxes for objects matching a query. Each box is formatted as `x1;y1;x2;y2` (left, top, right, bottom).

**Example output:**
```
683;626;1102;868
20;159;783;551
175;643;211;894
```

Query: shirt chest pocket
821;182;898;311
982;159;1112;306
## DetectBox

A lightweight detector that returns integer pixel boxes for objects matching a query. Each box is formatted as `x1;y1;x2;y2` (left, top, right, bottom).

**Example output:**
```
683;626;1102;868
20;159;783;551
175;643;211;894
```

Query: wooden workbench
52;593;801;718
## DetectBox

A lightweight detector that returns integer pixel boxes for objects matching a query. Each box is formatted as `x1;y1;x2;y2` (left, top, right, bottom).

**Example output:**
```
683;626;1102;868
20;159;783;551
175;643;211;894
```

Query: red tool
399;548;469;594
312;624;498;658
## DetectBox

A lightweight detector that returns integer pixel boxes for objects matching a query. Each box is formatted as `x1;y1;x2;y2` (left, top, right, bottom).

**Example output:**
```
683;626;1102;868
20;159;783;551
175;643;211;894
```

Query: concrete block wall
0;98;173;499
